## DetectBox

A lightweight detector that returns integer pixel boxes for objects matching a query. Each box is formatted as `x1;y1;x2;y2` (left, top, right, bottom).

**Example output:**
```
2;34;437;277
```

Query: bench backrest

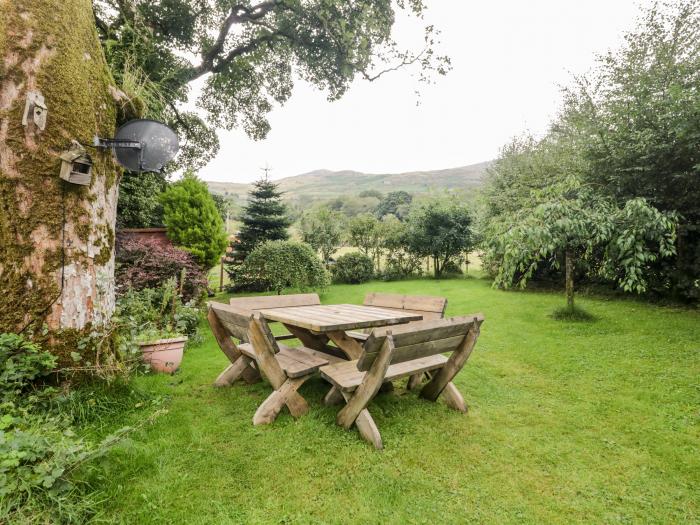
363;292;447;320
356;315;484;371
229;293;320;311
208;302;280;353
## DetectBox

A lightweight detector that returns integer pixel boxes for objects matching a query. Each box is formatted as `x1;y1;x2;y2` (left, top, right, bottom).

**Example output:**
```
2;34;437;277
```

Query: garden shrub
159;171;228;268
230;240;329;293
114;278;202;341
331;252;374;284
380;218;424;280
116;236;208;303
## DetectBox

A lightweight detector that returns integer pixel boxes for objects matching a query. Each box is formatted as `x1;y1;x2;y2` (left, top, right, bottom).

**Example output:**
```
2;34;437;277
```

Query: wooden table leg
282;323;328;350
327;330;363;360
283;324;346;360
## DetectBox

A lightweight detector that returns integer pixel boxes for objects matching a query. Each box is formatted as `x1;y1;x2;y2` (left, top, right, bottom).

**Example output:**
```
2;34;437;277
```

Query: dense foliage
116;236;208;303
229;177;290;266
381;217;424;280
115;279;201;341
481;0;698;301
299;207;345;264
229;240;329;294
116;171;168;228
405;199;474;278
376;190;413;220
0;335;128;522
160;171;228;268
559;0;699;299
492;187;676;311
331;252;375;284
347;213;384;271
94;0;449;168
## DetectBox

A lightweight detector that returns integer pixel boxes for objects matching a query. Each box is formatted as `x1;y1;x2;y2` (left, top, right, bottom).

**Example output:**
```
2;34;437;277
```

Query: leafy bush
230;240;329;293
116;236;208;303
160;171;228;268
405;199;474;278
380;217;423;280
331;252;374;284
0;333;56;403
114;278;201;341
0;334;131;523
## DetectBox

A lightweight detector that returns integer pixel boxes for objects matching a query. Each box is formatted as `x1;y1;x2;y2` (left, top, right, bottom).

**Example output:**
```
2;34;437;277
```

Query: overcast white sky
193;0;652;183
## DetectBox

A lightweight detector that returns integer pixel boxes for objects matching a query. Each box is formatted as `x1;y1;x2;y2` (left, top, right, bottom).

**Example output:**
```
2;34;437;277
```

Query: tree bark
0;1;119;353
565;249;574;312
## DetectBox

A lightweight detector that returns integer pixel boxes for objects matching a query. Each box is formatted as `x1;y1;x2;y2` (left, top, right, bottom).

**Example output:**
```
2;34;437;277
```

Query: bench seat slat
320;354;448;392
239;343;330;378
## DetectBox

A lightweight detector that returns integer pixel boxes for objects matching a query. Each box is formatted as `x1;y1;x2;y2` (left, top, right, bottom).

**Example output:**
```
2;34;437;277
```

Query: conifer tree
229;176;290;265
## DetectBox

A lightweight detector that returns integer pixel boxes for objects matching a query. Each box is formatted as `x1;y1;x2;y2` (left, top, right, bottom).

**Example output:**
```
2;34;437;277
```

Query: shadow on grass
549;305;597;322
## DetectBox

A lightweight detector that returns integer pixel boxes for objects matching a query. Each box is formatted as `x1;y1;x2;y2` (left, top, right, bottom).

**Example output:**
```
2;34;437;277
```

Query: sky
192;0;653;183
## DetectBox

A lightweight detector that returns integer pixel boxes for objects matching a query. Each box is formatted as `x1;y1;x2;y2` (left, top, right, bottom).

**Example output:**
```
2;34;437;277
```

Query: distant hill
206;161;491;201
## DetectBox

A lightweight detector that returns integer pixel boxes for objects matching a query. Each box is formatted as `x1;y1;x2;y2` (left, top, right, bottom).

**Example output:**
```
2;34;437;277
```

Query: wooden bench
320;314;484;449
230;293;320;341
208;302;341;425
347;293;447;341
347;293;448;389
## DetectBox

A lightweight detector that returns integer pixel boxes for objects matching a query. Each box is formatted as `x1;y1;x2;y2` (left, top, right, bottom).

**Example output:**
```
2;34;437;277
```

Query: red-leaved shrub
115;236;208;302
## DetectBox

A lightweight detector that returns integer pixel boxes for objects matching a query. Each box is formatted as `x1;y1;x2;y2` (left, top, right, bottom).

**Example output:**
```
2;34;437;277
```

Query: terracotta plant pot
138;337;187;373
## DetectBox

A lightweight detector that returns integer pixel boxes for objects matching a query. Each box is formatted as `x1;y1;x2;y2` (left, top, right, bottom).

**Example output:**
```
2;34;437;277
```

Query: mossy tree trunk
0;0;119;353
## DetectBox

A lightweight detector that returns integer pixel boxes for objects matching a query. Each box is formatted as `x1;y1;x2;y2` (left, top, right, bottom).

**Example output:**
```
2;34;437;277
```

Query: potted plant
136;328;188;374
122;276;200;374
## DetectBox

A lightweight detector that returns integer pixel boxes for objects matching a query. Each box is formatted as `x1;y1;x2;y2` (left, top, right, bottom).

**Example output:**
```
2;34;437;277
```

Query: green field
85;277;699;524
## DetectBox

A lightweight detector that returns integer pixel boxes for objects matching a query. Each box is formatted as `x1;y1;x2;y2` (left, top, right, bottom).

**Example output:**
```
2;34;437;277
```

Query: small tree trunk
565;249;574;312
433;256;440;278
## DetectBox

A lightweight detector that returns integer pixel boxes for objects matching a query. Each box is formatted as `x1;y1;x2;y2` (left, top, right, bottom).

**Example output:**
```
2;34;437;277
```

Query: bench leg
253;376;309;425
441;382;468;413
214;356;254;387
208;308;260;385
420;323;480;402
407;373;424;390
324;386;345;406
340;391;383;450
355;409;382;450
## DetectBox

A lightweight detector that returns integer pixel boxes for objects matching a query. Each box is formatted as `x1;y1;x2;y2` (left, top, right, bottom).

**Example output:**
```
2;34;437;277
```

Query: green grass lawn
85;277;699;524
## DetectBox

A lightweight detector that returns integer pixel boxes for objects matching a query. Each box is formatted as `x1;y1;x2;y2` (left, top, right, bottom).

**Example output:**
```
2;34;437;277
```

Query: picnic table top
257;303;423;333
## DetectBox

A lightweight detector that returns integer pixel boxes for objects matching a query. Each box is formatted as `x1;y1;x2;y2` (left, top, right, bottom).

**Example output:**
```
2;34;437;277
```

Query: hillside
206;161;491;201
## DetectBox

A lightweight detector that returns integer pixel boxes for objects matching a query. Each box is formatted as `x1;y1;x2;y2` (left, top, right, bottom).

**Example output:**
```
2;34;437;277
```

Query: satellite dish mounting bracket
93;137;143;150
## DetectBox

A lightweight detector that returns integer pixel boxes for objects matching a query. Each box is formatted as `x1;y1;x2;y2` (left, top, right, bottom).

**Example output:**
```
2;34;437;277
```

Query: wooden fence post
219;256;225;292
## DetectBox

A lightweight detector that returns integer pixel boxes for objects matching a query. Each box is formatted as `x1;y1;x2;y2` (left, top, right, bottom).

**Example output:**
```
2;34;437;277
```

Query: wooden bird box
59;147;92;185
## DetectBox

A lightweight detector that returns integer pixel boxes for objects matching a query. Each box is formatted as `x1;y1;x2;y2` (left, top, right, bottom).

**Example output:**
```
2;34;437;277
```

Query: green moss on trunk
0;1;120;354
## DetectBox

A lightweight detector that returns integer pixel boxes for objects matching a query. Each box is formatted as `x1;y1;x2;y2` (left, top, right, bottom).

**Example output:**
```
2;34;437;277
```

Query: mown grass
81;276;699;524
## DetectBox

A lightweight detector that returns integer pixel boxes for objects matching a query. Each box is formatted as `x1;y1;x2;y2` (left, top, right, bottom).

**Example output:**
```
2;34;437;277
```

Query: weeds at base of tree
550;305;597;322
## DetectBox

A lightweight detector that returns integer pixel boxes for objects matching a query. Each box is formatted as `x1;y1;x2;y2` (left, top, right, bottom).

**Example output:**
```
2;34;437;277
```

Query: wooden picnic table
257;304;423;360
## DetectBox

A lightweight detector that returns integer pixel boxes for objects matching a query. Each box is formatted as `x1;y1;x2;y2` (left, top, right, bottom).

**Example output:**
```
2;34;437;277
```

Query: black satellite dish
94;119;179;172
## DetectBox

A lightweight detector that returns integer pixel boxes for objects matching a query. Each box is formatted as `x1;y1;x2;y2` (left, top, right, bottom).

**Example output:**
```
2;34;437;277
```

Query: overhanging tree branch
195;1;278;78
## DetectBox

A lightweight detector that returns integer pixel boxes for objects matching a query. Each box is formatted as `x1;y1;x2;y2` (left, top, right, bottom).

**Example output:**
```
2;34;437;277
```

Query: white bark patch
48;164;118;329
